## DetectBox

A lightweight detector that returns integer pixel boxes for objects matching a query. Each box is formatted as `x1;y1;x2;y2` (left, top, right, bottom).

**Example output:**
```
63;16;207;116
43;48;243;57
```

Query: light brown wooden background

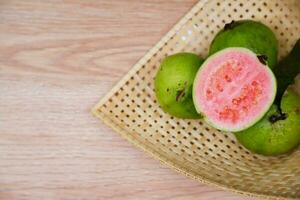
0;1;251;199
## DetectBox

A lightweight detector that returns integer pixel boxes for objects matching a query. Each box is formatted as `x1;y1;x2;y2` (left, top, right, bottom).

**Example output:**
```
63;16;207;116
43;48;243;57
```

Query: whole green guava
155;53;204;119
235;85;300;156
209;20;278;69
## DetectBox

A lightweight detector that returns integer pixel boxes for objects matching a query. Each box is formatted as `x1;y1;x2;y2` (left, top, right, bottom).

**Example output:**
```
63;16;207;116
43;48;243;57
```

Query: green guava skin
235;87;300;156
155;53;204;119
209;20;278;69
274;38;300;104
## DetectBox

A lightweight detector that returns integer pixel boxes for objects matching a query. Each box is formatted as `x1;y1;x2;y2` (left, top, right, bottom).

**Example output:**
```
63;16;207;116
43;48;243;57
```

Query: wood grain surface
0;1;251;199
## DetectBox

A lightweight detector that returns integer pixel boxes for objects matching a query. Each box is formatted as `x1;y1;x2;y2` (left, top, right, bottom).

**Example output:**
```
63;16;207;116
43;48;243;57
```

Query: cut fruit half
193;48;276;132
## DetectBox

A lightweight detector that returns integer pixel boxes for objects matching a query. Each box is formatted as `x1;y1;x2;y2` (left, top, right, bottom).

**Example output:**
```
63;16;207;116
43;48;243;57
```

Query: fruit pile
154;20;300;156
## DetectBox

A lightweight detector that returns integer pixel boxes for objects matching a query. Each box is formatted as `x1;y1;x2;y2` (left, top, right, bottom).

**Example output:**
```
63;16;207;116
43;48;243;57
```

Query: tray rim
92;1;296;199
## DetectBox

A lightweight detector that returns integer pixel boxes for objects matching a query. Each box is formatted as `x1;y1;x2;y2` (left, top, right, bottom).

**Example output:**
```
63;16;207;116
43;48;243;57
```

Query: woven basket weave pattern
93;0;300;199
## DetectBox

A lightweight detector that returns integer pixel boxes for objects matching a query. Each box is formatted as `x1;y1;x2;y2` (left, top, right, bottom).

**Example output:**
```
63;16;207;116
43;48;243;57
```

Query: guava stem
257;55;268;65
224;20;235;31
268;111;287;123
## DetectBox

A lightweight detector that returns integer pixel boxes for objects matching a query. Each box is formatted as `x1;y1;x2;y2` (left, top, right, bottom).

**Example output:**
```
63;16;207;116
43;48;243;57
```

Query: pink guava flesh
193;48;276;132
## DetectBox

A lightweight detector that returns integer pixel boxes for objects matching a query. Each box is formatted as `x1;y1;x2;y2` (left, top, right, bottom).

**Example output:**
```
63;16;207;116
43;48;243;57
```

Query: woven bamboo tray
93;0;300;199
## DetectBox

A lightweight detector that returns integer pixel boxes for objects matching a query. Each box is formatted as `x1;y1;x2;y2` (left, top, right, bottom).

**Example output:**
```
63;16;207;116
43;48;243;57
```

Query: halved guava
193;48;276;132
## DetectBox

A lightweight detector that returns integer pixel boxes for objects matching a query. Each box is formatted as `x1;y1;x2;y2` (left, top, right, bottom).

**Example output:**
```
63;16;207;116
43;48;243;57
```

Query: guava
209;20;278;69
274;38;300;103
193;47;276;132
235;81;300;156
155;52;204;119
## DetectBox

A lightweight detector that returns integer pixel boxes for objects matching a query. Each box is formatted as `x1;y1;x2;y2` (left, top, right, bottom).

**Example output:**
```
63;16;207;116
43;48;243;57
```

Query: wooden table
0;1;250;199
